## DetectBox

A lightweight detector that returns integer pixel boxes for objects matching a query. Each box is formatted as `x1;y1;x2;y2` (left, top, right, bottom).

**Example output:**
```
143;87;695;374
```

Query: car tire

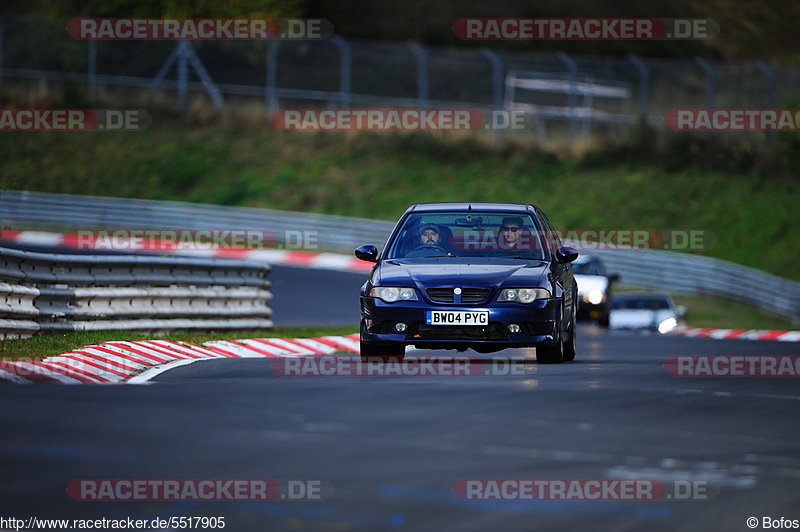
563;306;577;362
598;313;610;328
536;341;563;364
360;341;405;363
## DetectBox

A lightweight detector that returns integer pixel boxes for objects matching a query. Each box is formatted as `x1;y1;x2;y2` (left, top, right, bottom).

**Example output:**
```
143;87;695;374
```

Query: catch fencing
2;190;798;323
0;245;272;339
0;16;796;146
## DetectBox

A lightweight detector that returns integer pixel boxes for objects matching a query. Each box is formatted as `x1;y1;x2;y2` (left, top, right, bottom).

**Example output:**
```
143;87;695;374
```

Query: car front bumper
360;296;562;348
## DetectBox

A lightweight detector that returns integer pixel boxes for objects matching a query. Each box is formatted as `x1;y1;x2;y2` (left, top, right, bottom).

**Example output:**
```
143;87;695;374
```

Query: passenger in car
496;217;525;250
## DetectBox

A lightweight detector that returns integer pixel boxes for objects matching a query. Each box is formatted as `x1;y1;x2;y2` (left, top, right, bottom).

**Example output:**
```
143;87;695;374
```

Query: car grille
427;288;455;303
426;288;491;304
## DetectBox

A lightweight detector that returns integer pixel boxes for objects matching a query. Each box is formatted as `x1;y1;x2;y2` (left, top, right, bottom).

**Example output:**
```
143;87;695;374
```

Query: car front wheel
536;340;564;364
563;305;577;362
537;301;576;364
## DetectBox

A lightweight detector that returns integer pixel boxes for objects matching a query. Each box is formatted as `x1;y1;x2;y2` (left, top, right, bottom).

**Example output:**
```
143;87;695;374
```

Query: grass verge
670;294;797;330
2;125;798;280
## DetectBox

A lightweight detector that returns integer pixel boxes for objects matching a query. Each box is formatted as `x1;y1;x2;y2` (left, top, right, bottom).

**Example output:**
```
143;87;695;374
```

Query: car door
536;208;576;326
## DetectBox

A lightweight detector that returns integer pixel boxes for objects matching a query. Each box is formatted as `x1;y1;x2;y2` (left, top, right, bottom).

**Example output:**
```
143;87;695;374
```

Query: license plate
426;310;489;326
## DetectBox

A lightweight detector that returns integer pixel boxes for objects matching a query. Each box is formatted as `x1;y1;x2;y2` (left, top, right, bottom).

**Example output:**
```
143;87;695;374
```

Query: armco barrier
590;248;800;321
2;190;799;322
0;246;272;339
0;190;392;254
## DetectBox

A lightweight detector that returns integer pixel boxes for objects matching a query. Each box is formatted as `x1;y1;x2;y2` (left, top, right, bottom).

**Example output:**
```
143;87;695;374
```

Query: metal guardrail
0;190;392;254
587;248;800;322
0;245;272;339
2;190;799;323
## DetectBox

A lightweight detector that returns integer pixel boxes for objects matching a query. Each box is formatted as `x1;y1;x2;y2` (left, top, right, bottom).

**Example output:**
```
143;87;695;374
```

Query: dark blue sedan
355;203;579;363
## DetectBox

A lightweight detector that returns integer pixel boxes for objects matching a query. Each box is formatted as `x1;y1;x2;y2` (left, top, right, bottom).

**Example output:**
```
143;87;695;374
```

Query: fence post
628;54;649;122
331;36;351;108
266;40;278;116
755;60;776;108
148;42;182;95
756;60;776;141
0;22;4;88
480;48;503;109
694;57;715;109
557;51;578;145
407;42;429;108
183;43;225;110
87;39;97;99
177;41;189;111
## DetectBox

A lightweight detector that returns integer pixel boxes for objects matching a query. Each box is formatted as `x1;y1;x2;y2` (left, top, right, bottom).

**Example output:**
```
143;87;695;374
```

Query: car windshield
613;296;671;310
385;211;548;260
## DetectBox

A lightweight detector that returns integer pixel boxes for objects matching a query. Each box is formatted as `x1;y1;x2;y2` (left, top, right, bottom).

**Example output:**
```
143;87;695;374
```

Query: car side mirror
608;273;620;283
556;246;579;264
355;244;379;262
676;305;687;318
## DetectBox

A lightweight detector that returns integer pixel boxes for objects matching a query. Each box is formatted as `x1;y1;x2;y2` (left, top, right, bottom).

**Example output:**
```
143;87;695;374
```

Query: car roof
405;203;536;214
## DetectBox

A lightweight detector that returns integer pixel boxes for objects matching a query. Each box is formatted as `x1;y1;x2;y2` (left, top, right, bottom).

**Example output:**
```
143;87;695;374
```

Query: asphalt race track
1;266;799;531
269;265;363;327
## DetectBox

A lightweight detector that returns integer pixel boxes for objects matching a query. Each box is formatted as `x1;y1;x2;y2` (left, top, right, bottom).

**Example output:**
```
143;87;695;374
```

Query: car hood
574;274;608;296
376;258;550;291
610;309;676;329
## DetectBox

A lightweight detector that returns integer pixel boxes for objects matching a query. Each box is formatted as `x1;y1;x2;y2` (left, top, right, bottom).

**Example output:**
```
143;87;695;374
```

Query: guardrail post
694;57;715;109
557;51;578;145
87;39;97;99
331;36;351;108
480;48;504;109
628;54;649;122
407;42;429;109
266;39;278;116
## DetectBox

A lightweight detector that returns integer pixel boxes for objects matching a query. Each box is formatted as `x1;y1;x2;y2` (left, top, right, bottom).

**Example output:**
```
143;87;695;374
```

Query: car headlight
586;289;605;305
658;317;677;334
369;286;418;303
498;288;550;303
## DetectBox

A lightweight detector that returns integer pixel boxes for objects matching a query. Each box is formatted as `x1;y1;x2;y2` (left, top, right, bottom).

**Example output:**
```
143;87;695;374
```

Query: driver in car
404;223;453;257
419;223;441;246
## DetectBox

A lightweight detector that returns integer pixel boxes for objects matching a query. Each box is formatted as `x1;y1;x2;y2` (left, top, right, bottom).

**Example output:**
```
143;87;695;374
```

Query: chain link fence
1;16;797;146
